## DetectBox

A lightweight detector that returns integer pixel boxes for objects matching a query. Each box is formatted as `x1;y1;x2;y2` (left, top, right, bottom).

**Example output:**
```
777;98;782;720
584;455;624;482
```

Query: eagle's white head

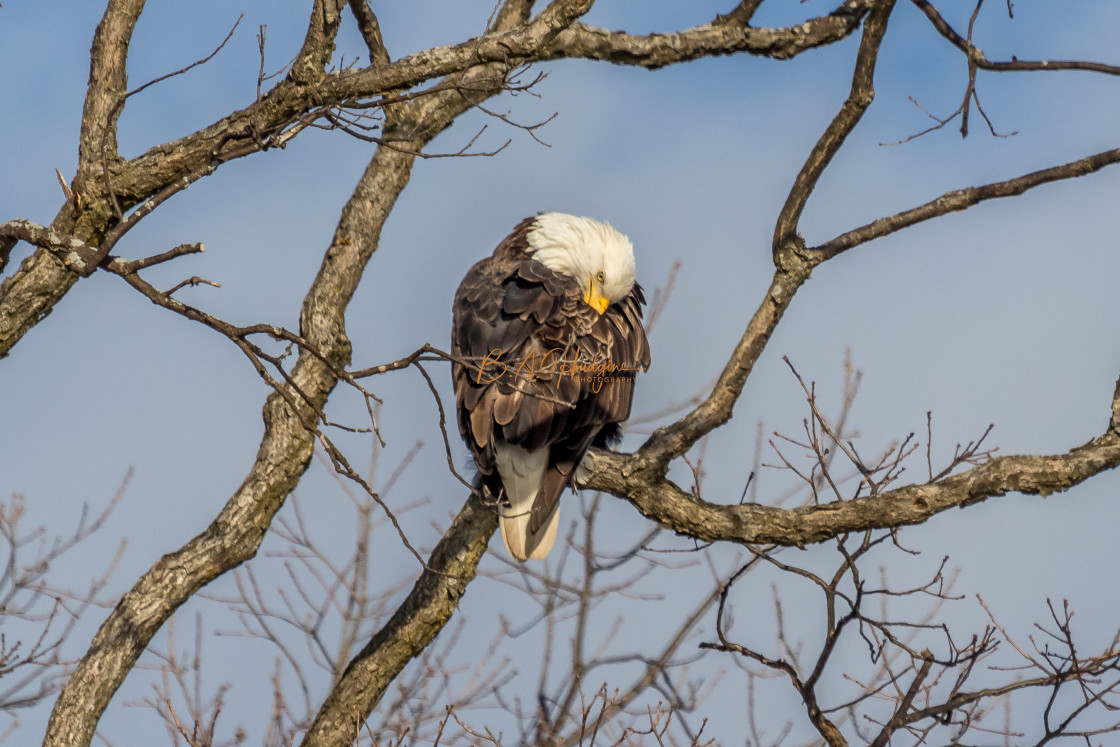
526;212;637;315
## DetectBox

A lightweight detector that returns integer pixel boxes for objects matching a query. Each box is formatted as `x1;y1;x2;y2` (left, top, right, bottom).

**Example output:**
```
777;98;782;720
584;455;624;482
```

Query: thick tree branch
298;11;551;740
346;0;391;66
493;0;537;31
0;220;100;277
42;93;432;747
535;0;595;29
638;264;812;472
547;0;872;68
1113;377;1120;434
0;0;147;357
290;0;348;84
301;52;532;747
74;0;145;194
44;34;524;747
0;250;79;359
587;393;1120;547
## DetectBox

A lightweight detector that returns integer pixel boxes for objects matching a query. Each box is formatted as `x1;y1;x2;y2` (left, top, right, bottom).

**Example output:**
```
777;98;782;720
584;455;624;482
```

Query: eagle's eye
595;270;606;284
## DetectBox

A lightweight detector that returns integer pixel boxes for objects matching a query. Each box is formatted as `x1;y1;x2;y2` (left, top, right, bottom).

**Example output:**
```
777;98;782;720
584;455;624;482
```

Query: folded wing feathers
452;218;649;562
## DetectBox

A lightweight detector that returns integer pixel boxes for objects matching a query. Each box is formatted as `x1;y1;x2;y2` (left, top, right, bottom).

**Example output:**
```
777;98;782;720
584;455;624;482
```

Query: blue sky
3;1;1120;743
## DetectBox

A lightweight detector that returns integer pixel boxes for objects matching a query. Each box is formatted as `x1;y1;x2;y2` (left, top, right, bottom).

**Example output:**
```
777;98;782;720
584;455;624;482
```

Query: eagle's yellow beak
583;278;610;315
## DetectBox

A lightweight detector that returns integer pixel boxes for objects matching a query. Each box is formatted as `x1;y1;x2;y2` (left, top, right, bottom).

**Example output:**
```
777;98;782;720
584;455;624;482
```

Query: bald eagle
452;213;650;561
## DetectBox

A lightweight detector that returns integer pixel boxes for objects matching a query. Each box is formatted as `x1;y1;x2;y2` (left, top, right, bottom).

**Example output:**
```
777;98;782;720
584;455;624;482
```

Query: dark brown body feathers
452;217;650;550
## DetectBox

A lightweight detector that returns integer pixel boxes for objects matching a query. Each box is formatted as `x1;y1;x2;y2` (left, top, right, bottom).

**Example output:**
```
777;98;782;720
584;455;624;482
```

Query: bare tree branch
299;492;497;746
0;220;101;277
589;410;1120;548
10;1;1120;744
715;0;767;28
74;0;145;192
912;0;1120;76
773;0;896;255
631;0;897;474
813;145;1120;259
545;0;873;68
346;0;391;66
290;0;348;84
43;87;441;747
0;0;876;361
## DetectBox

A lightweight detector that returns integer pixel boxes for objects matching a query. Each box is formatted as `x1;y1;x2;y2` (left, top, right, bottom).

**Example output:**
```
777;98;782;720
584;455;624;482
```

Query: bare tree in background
0;480;125;736
3;0;1120;745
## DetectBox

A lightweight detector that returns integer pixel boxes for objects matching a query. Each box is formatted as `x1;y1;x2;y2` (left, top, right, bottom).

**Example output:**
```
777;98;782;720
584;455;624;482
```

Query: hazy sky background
3;1;1120;743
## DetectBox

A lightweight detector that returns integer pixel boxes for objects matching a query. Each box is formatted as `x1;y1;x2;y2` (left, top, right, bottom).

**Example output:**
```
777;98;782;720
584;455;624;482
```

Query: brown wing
521;283;649;535
452;252;649;536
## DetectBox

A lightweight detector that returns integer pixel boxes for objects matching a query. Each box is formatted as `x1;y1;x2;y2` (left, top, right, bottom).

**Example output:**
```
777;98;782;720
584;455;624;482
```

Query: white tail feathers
494;444;560;561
